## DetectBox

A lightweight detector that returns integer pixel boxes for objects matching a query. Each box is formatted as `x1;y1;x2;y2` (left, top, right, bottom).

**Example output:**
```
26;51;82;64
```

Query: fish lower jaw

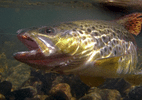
13;49;43;60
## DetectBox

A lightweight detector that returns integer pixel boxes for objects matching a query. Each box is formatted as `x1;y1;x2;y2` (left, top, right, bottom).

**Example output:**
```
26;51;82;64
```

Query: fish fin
137;48;142;69
79;56;122;87
93;56;122;77
79;56;123;87
124;70;142;85
52;55;87;74
124;48;142;85
79;75;106;87
116;13;142;36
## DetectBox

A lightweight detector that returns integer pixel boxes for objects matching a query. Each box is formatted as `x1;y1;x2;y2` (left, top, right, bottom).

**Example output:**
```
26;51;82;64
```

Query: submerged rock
0;68;142;100
49;83;73;100
11;88;33;100
99;78;131;97
0;81;12;96
0;94;6;100
80;87;122;100
0;39;31;90
124;86;142;100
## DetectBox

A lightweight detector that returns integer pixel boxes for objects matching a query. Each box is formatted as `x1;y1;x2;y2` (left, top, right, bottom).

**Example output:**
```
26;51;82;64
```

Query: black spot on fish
73;33;78;37
109;46;112;51
94;44;97;49
105;29;110;33
92;26;95;30
92;32;99;36
116;30;121;34
96;39;99;44
95;25;98;28
73;29;76;31
119;57;123;62
87;28;91;32
116;40;119;44
112;32;116;37
101;30;107;35
79;30;83;34
102;36;108;43
84;41;87;45
113;40;116;45
104;47;107;52
108;36;111;41
100;50;103;56
82;36;86;40
118;46;121;50
99;25;103;28
124;36;128;40
114;50;117;55
85;25;88;27
126;43;128;48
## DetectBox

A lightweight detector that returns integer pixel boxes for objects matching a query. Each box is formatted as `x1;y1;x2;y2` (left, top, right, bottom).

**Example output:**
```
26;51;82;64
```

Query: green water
0;1;142;92
0;5;119;35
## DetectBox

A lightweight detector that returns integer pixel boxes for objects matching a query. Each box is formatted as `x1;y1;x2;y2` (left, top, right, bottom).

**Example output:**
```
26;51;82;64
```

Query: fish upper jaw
13;29;59;68
17;30;39;50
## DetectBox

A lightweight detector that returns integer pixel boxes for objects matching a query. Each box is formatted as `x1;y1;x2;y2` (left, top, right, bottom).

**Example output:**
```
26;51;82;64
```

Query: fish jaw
13;28;65;70
13;27;87;73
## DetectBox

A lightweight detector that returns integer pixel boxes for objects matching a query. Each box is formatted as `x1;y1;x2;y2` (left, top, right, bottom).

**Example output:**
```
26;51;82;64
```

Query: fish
14;13;142;87
98;0;142;11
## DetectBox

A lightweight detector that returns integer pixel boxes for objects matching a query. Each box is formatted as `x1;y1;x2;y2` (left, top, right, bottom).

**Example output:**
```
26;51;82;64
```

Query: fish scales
57;20;137;75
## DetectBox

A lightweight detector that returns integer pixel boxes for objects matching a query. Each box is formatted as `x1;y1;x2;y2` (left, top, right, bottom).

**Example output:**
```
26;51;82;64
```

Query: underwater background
0;0;142;100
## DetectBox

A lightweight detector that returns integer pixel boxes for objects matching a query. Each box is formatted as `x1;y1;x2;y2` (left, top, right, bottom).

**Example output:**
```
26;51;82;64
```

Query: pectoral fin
80;75;106;87
79;56;122;87
93;56;122;78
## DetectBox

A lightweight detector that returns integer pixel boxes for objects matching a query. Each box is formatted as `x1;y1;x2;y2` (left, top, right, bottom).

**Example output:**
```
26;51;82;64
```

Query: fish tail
116;13;142;36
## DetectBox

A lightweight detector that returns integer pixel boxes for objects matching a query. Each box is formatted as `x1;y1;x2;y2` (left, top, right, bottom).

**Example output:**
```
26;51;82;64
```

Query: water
0;1;142;99
0;6;117;35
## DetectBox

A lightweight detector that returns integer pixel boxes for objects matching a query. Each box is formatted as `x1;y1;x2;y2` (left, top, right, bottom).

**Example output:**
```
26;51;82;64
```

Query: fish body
14;13;142;86
98;0;142;11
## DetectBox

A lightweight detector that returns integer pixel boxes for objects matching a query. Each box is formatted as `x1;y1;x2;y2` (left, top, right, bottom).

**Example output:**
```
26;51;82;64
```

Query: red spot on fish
94;61;100;66
20;53;26;57
22;35;27;39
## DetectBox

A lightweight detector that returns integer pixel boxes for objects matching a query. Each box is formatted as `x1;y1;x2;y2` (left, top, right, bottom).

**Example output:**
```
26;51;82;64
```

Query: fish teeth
13;50;37;56
13;51;29;55
29;50;37;55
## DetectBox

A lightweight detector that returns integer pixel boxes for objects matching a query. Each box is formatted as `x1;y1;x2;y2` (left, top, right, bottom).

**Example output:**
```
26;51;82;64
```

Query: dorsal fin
116;13;142;36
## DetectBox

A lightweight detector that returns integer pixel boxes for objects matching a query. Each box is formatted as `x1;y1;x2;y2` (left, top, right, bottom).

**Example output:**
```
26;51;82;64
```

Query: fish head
14;24;87;73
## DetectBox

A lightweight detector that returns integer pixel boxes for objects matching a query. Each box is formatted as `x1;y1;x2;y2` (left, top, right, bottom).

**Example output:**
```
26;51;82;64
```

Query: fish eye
45;28;54;34
46;28;52;33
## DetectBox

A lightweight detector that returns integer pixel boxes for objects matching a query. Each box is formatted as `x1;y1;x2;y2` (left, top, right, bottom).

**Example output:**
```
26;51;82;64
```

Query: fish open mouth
13;30;43;61
13;29;71;70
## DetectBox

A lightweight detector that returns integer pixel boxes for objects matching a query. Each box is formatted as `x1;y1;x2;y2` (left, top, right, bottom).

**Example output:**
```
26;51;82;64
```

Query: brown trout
98;0;142;11
14;13;142;86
